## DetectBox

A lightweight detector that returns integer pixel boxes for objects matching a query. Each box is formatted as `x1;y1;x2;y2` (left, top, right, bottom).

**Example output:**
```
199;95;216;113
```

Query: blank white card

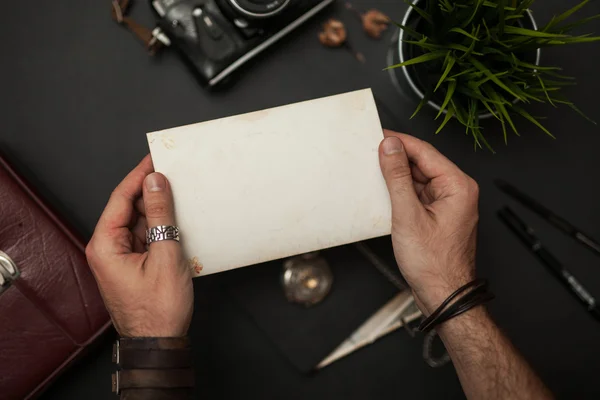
147;89;392;276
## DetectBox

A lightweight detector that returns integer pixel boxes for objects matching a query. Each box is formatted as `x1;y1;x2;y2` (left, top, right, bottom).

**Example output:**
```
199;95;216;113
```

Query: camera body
150;0;335;87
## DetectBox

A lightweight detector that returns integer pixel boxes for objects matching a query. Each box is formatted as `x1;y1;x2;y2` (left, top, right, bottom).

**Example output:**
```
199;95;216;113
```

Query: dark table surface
2;0;600;399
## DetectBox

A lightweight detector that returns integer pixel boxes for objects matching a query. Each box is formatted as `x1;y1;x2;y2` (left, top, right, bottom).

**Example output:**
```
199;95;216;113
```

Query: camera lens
227;0;290;18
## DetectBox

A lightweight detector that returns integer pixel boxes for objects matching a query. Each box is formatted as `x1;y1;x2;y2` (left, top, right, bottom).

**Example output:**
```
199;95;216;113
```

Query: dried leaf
363;10;391;39
319;19;347;47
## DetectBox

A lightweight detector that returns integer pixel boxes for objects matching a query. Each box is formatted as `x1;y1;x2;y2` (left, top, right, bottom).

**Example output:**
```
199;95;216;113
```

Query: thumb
379;137;423;222
143;172;181;259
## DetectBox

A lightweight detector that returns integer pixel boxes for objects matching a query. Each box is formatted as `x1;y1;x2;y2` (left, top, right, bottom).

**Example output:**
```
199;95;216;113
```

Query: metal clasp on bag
0;251;20;296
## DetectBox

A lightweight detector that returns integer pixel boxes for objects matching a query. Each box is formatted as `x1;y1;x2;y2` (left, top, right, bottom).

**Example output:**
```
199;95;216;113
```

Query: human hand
86;155;194;337
379;130;479;315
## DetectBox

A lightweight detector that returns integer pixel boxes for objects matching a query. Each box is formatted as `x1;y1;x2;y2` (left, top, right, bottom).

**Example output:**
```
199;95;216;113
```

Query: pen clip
498;207;541;250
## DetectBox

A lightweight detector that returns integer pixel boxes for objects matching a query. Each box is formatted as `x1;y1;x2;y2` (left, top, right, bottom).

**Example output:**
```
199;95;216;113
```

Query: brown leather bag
0;154;111;400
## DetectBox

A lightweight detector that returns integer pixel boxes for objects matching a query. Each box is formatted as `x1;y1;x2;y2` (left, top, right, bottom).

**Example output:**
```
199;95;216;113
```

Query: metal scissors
317;288;422;369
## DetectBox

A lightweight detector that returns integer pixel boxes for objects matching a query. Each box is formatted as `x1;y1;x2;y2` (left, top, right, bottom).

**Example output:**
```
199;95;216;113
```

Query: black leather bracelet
418;279;494;332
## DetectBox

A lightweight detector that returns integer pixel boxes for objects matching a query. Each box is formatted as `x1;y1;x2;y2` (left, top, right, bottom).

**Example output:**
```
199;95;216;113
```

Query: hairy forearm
436;307;553;400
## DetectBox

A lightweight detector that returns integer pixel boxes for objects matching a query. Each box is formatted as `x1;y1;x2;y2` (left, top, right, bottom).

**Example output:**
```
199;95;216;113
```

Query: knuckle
145;202;170;219
109;188;122;202
454;176;478;197
85;241;99;267
422;140;437;154
421;141;442;163
388;166;413;182
110;186;135;202
447;176;467;194
467;178;480;198
457;176;470;190
85;242;95;261
384;158;413;182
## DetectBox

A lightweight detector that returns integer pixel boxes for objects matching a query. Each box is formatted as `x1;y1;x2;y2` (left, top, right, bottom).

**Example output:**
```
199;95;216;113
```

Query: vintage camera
150;0;335;87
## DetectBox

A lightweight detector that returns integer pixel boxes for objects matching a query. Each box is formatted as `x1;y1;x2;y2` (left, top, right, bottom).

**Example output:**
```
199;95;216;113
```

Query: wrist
413;275;476;316
437;304;490;332
121;331;188;338
434;305;492;352
416;278;494;335
119;325;189;339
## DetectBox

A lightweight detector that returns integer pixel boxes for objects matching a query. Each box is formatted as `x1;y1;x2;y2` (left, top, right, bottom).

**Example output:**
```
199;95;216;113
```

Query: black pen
498;206;600;323
495;179;600;257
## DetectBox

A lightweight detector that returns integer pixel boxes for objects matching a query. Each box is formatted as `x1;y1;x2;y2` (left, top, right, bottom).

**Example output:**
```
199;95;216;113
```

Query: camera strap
110;0;164;55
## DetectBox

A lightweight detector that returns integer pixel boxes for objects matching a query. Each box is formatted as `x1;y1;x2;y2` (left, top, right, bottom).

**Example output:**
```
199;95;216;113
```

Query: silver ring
146;225;180;245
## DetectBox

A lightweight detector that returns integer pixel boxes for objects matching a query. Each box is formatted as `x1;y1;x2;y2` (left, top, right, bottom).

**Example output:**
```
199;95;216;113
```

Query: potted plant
387;0;600;151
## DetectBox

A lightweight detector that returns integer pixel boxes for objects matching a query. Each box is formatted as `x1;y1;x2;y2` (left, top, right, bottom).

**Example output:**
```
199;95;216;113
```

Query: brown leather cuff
120;388;193;400
120;389;193;400
112;337;194;399
113;337;193;369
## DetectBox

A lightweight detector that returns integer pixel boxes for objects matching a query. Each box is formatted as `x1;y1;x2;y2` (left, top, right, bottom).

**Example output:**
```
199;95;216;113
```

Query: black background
1;0;600;399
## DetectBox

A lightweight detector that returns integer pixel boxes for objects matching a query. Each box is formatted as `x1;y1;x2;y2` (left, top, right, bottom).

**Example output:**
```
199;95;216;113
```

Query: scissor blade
316;290;421;369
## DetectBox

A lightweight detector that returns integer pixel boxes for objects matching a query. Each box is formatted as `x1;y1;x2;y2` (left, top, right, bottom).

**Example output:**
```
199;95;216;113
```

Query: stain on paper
187;256;203;275
371;215;383;228
162;136;175;150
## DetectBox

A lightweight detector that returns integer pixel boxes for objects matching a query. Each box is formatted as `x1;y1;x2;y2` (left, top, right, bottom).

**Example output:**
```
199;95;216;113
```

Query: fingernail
382;137;404;155
145;173;166;192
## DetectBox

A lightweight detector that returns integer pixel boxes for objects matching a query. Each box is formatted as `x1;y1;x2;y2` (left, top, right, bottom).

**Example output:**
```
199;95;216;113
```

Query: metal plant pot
387;0;541;119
